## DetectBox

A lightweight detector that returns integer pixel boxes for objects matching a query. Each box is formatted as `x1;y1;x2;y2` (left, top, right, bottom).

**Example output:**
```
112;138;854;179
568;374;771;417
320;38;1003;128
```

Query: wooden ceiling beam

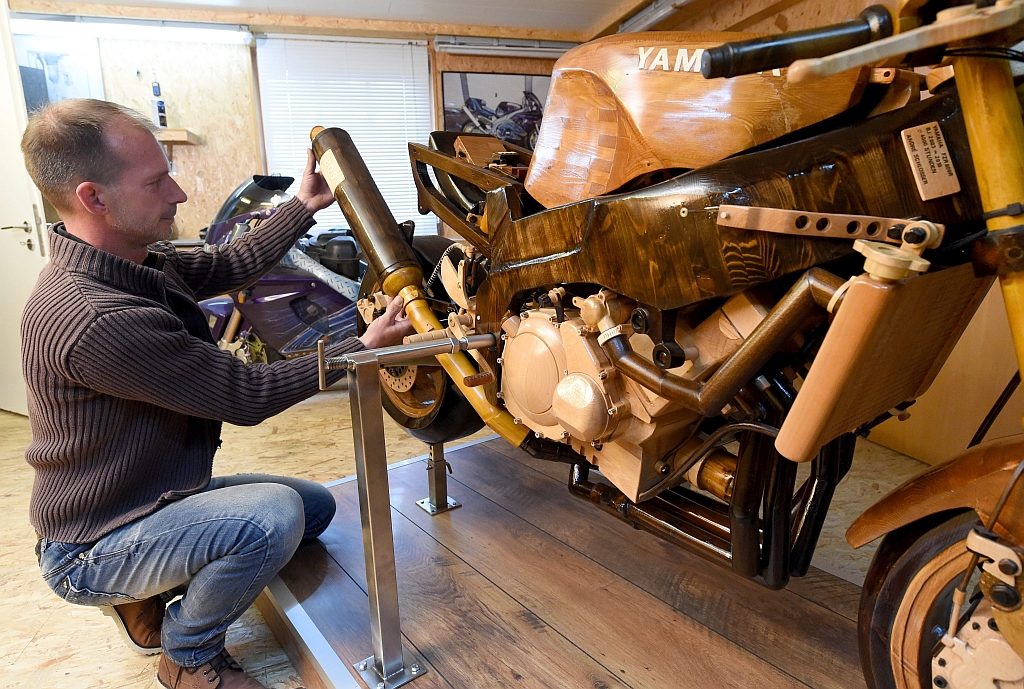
8;1;588;42
586;0;655;39
652;0;906;34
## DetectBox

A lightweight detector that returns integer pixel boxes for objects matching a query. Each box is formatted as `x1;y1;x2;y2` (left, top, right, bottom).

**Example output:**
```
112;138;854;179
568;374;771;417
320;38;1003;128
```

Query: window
256;36;434;232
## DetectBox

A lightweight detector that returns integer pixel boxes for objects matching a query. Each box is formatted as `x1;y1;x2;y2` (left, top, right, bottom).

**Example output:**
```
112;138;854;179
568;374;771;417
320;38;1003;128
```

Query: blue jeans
36;473;336;668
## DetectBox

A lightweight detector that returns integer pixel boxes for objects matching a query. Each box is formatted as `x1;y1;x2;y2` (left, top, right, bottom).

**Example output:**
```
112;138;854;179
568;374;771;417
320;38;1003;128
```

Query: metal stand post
318;334;496;688
417;443;461;515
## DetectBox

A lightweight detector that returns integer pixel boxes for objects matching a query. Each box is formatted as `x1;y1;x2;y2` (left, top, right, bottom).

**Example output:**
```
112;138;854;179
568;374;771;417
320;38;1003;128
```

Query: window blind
256;36;434;232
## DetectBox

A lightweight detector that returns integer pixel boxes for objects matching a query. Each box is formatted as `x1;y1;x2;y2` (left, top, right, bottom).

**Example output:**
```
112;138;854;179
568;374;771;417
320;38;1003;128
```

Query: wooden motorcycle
311;2;1024;686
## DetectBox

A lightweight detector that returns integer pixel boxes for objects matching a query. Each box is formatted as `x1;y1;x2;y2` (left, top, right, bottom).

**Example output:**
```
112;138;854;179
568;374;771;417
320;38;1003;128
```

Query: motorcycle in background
459;91;543;150
197;175;363;363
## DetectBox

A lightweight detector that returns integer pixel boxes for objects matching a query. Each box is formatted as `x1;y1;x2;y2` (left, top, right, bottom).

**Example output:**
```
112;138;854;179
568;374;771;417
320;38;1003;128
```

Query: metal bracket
715;204;942;245
967;527;1023;587
971;226;1024;276
417;443;461;515
317;333;497;688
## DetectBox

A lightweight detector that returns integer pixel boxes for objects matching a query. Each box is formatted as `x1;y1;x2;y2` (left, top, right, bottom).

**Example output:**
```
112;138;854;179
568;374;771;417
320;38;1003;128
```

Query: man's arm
67;297;411;426
167;150;337;299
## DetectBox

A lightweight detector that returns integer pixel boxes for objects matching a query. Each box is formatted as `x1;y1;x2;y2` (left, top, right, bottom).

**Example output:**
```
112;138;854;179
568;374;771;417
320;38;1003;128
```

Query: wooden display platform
257;438;864;689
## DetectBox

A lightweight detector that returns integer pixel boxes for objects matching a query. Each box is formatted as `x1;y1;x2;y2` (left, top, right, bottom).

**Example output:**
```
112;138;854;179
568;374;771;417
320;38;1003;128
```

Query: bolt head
377;682;386;689
999;558;1020;575
904;227;929;244
411;664;421;674
359;662;367;671
991;583;1021;609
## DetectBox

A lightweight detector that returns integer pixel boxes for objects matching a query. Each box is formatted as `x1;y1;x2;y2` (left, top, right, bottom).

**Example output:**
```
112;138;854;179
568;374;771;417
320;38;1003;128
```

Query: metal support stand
318;334;496;688
417;443;461;515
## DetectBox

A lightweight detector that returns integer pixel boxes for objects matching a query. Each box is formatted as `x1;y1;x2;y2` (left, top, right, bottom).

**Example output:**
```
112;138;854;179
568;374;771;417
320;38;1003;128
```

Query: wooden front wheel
858;511;980;689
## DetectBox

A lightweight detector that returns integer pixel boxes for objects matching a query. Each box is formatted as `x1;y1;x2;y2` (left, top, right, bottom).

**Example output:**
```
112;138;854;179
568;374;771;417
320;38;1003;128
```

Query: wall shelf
155;128;199;145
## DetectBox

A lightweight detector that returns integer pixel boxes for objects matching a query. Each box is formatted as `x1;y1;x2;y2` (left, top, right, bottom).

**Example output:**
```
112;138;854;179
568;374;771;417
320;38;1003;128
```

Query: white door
0;3;46;415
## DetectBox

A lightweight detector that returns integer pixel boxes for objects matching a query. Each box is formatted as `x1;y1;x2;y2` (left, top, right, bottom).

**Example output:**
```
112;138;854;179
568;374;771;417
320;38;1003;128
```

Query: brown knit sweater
22;198;363;544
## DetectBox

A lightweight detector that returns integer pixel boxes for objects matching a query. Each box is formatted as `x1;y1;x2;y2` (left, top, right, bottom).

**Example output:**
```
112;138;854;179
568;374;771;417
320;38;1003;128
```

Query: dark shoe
157;650;265;689
101;595;164;655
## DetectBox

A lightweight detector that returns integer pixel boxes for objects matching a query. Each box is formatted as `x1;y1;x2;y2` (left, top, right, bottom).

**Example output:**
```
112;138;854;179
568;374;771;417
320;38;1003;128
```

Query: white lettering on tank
637;47;708;73
650;48;671;70
674;48;704;72
637;46;657;69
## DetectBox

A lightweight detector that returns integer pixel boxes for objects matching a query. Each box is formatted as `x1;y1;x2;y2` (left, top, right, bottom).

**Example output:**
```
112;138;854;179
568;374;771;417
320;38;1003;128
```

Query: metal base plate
416;496;461;515
354;648;429;688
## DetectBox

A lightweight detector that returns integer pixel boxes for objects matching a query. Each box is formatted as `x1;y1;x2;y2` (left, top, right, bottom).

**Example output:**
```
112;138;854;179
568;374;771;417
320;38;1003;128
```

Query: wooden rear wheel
357;235;484;444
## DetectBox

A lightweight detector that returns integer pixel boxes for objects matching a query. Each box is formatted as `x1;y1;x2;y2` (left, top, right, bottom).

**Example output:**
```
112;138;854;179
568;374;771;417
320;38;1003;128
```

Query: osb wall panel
99;40;263;239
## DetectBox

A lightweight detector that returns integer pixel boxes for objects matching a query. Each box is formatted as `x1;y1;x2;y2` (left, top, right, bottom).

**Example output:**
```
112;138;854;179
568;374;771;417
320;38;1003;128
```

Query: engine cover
500;308;626;442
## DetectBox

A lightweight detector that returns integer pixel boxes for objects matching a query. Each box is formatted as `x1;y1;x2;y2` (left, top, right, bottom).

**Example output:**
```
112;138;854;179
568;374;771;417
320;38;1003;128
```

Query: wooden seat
524;31;869;208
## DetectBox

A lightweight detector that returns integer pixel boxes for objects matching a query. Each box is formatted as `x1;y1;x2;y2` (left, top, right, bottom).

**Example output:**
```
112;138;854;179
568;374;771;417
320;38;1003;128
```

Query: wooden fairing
523;31;868;208
775;265;993;462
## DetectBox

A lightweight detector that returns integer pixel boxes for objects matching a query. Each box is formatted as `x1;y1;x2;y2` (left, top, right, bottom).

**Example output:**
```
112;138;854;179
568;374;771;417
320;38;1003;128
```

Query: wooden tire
357;235;484;444
858;511;979;689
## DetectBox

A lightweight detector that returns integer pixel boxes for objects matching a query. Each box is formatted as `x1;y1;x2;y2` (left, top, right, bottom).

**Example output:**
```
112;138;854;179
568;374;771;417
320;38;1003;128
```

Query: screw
904;226;929;244
513;417;521;424
999;558;1020;575
411;664;421;674
607;407;617;416
377;683;386;689
887;223;906;240
521;312;529;319
359;662;367;671
496;357;503;364
598;370;608;380
560;431;569;439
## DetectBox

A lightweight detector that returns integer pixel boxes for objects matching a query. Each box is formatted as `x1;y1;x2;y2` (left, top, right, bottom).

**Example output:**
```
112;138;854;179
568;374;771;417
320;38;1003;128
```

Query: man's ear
74;181;108;216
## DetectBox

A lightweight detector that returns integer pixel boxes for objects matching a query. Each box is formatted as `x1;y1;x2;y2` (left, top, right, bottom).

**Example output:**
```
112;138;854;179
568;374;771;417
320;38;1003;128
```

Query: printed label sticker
901;122;960;201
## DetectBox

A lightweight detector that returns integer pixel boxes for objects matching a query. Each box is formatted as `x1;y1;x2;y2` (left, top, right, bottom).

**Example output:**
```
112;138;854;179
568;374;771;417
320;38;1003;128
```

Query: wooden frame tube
600;268;844;415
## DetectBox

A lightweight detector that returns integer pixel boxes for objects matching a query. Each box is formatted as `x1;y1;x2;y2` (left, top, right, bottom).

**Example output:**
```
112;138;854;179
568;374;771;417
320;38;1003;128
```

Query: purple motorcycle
198;175;362;363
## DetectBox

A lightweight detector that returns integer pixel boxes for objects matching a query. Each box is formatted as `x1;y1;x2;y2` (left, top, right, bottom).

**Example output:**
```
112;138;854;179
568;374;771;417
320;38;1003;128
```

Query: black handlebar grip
701;5;893;79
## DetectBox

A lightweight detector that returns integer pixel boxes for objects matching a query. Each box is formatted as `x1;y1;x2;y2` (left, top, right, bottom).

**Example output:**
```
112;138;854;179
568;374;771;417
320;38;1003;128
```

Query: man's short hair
20;99;156;213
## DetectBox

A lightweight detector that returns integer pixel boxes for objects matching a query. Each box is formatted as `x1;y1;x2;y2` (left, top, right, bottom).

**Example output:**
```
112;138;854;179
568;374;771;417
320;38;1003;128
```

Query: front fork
945;53;1024;660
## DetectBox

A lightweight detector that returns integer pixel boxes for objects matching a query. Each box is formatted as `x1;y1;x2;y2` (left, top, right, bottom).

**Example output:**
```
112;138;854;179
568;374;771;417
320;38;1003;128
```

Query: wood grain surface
277;439;866;688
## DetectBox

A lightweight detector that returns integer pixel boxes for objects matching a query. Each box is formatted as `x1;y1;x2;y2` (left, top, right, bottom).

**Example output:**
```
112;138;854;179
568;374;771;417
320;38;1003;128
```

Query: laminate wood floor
1;382;928;689
272;439;868;689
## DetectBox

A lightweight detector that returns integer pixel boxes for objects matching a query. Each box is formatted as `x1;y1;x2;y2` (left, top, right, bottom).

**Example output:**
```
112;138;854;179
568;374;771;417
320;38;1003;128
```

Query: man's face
101;121;188;245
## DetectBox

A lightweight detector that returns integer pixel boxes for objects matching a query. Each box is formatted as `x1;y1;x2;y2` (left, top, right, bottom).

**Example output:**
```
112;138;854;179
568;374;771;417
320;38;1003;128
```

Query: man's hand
358;296;415;349
294;149;336;215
